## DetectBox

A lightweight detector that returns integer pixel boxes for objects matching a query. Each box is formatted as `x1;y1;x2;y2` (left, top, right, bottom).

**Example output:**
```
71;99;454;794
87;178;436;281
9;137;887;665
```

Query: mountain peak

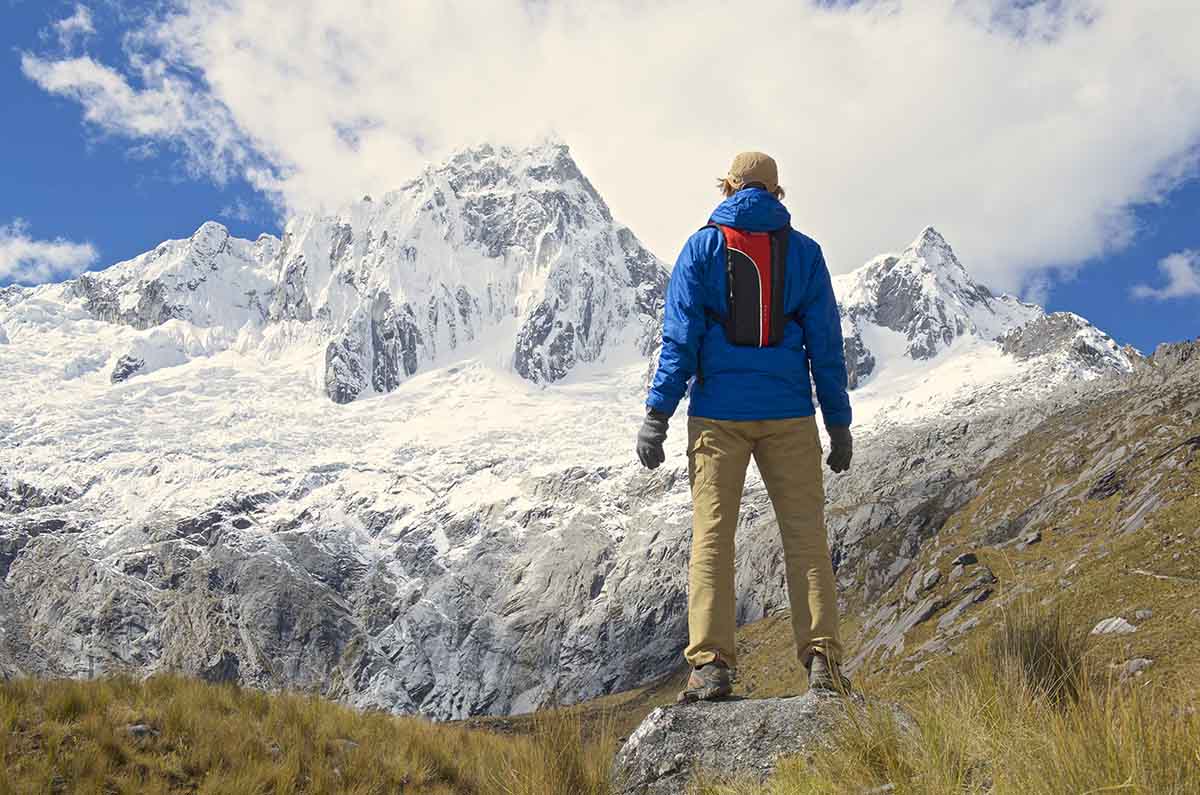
834;227;1041;373
908;225;951;254
387;140;611;226
190;221;230;259
898;225;972;283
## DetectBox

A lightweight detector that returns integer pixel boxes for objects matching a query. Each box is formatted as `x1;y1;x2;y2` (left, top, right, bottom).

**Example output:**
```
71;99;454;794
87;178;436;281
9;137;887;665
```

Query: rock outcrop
612;693;907;794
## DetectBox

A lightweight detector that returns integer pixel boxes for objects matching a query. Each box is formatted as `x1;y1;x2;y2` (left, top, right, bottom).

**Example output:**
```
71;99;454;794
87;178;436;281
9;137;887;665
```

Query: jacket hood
709;187;791;232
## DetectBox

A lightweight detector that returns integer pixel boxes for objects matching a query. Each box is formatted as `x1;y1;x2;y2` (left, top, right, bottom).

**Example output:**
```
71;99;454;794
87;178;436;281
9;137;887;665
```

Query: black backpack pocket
708;224;792;348
726;247;766;346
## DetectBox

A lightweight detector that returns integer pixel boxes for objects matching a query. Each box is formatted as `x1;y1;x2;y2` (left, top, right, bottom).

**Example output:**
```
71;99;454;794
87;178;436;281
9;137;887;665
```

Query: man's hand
826;426;852;473
637;410;670;469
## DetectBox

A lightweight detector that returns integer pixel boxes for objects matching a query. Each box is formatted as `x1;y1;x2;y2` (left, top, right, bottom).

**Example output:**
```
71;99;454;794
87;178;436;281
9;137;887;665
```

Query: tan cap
726;151;779;192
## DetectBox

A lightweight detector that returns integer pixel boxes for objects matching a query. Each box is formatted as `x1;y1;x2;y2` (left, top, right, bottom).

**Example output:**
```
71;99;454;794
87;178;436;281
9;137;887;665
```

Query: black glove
637;409;670;469
826;426;852;473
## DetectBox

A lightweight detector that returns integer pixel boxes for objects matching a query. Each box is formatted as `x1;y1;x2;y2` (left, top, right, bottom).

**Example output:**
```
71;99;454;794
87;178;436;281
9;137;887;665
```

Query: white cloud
0;220;98;284
219;198;254;223
20;0;1200;293
1021;273;1054;308
54;5;95;50
1131;250;1200;301
20;53;256;183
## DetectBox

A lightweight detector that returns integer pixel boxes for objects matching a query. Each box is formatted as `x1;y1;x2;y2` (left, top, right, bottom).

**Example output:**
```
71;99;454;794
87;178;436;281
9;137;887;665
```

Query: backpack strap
768;226;790;342
770;227;804;332
699;223;728;330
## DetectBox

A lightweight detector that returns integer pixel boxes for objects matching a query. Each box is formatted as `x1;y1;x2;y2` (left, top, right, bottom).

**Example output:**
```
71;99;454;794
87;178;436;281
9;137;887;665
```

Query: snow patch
63;351;108;380
109;321;237;381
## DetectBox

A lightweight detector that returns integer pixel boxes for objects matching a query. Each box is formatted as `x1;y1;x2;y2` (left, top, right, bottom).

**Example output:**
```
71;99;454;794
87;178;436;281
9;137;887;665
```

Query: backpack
703;223;798;347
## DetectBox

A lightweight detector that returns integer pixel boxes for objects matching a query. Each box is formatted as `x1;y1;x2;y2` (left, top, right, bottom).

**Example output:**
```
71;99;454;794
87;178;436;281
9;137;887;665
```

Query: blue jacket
646;188;852;428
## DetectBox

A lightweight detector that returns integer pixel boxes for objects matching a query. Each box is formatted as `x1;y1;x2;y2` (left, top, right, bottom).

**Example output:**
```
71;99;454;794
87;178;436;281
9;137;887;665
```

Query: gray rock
1000;313;1124;371
904;567;942;603
1091;617;1137;635
1015;530;1041;552
952;552;978;567
126;723;159;738
611;693;905;795
1134;608;1153;622
841;228;1002;363
849;594;949;669
1;335;1182;719
843;331;876;389
324;332;370;404
1087;469;1124;500
68;221;271;332
110;354;145;383
937;588;992;634
1121;658;1153;678
967;567;998;591
903;570;922;603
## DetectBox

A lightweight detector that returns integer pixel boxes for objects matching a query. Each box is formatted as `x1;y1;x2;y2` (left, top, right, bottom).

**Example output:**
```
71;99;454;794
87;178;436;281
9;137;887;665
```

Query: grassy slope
0;675;615;795
853;355;1200;702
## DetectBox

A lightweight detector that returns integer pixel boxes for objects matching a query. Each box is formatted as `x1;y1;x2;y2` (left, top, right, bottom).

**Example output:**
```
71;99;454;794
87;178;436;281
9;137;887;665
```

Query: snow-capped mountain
0;142;1140;719
9;142;666;399
281;143;667;401
833;226;1134;430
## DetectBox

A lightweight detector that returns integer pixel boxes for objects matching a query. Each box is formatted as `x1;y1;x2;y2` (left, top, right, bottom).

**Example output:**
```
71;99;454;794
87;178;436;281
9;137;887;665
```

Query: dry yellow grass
688;602;1200;795
2;602;1196;794
0;674;614;795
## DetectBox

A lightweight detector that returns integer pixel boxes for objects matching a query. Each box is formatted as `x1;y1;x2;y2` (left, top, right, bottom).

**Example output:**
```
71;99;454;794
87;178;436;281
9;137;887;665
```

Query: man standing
637;152;853;701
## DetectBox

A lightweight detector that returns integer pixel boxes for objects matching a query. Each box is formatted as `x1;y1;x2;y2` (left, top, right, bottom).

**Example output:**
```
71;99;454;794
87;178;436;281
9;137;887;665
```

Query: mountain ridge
7;141;668;400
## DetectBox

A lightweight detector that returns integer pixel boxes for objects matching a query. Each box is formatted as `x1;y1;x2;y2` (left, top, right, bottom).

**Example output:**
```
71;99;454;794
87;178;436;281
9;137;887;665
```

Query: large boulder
611;693;906;794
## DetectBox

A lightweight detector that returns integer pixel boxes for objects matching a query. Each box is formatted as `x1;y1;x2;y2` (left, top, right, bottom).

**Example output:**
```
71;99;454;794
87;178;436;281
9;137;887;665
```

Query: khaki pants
684;415;842;669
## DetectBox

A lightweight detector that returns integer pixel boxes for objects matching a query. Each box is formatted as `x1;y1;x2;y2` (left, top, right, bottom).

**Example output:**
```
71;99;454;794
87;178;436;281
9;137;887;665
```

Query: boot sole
675;684;733;704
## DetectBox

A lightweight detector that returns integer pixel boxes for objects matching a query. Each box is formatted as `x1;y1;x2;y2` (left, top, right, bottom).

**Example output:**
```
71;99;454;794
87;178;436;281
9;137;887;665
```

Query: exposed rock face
842;330;876;389
110;354;144;383
0;286;27;308
368;292;422;394
999;311;1126;371
0;299;1161;719
324;333;369;405
0;460;696;718
611;693;907;795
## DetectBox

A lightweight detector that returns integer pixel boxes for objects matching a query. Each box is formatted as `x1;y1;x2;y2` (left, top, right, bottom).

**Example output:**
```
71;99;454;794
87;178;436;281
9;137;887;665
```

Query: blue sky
1;1;270;259
2;0;1197;353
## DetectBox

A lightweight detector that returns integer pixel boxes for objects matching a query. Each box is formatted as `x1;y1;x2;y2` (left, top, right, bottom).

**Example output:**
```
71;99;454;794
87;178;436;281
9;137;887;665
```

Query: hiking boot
807;652;852;695
676;660;733;703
